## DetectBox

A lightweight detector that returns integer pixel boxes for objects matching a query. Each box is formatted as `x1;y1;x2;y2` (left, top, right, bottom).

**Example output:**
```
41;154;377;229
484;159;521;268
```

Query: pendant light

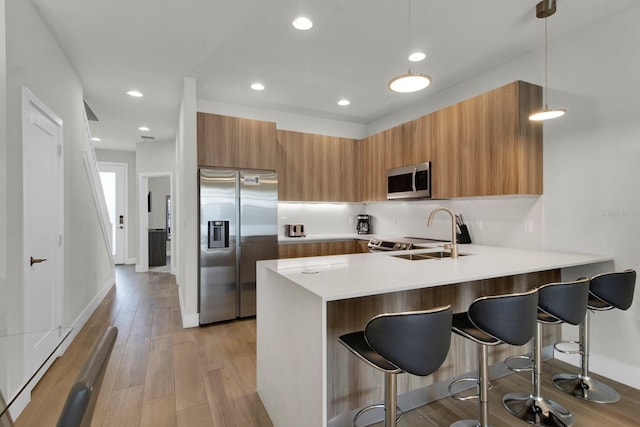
529;0;565;121
388;0;432;93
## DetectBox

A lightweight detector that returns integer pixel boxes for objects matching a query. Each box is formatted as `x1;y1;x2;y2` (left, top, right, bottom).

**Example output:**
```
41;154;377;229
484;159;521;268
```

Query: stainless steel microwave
387;162;431;200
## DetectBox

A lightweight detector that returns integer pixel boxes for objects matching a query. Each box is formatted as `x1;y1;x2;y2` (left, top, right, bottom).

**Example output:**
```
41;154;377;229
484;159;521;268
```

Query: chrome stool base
503;392;574;427
450;420;495;427
552;374;620;404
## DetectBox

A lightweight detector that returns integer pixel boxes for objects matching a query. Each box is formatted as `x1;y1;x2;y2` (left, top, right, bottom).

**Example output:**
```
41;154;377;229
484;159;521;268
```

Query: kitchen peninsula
256;244;611;427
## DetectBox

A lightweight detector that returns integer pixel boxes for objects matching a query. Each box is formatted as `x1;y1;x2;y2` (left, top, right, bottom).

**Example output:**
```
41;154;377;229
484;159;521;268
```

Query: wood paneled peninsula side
255;245;611;427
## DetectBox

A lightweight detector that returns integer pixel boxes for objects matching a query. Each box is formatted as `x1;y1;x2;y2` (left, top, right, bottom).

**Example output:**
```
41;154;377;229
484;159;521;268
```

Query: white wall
95;149;138;263
3;0;113;409
0;0;9;400
175;78;199;327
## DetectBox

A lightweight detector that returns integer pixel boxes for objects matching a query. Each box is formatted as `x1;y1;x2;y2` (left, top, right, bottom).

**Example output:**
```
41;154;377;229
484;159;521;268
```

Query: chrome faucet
427;207;459;259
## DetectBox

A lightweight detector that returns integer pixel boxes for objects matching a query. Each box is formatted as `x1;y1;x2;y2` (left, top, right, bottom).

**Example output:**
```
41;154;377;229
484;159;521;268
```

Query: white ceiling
31;0;637;151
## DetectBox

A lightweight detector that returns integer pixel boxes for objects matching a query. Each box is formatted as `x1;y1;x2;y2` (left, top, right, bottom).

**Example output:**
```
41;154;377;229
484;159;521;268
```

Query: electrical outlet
475;220;483;231
524;220;533;233
348;216;354;225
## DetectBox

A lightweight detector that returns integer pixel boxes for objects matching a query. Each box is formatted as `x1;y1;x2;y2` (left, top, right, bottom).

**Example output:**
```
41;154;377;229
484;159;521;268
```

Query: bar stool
449;288;539;427
553;269;636;403
339;305;453;427
503;278;590;427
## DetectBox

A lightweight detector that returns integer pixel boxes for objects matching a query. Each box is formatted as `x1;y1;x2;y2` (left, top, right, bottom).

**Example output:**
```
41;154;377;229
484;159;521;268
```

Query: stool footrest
447;377;493;402
504;354;533;372
554;340;580;355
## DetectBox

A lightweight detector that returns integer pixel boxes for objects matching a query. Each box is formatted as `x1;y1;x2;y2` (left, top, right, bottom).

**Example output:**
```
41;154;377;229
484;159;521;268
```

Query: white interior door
22;88;64;378
98;162;127;264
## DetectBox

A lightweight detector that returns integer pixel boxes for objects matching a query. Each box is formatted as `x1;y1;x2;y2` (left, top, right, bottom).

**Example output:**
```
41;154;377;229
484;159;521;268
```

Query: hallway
15;266;272;427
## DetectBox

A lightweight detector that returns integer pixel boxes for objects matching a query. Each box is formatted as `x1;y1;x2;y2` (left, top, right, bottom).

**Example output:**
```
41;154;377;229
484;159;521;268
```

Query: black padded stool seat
553;270;636;403
450;288;538;427
503;278;590;427
339;305;453;427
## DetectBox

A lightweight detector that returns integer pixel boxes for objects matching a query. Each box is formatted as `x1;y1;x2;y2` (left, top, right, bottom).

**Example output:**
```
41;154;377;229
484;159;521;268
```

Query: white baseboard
555;350;640;390
9;275;115;419
135;263;148;273
125;257;136;265
178;286;199;328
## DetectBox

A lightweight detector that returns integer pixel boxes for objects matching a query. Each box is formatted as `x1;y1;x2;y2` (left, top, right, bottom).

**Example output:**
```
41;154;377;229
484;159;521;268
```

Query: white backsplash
365;196;543;249
277;202;365;236
279;196;543;249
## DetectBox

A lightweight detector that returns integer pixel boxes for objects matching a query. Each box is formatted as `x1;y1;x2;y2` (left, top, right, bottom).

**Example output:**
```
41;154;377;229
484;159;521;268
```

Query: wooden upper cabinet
197;112;277;170
360;80;542;200
276;130;358;202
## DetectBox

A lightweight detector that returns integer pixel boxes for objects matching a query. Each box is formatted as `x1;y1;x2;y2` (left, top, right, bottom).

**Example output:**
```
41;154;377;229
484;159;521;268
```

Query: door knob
30;256;47;266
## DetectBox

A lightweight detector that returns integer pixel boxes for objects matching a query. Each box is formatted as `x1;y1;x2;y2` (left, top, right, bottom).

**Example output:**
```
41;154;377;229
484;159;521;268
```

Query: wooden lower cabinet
278;240;369;259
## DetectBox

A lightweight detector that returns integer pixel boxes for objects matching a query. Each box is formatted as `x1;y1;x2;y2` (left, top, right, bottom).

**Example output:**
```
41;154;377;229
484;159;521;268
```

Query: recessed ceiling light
91;137;101;142
251;83;265;91
292;16;313;30
408;52;426;62
337;99;350;106
138;126;150;131
127;90;144;97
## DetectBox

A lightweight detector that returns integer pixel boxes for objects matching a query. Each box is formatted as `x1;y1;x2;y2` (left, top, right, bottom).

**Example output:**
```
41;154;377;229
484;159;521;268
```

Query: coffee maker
356;214;371;235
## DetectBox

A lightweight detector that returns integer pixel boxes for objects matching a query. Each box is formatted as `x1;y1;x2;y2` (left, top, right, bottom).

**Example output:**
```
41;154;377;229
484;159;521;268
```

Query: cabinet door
197;113;239;168
198;113;278;170
237;118;277;170
276;130;358;201
359;132;387;201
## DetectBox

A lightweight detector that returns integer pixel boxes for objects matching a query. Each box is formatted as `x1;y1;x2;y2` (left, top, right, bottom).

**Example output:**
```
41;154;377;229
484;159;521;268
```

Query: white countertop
259;244;612;301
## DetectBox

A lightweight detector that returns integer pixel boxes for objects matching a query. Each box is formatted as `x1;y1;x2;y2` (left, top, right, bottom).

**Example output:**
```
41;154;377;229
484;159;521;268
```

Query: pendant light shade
530;0;565;121
388;71;432;93
388;0;432;93
529;107;566;121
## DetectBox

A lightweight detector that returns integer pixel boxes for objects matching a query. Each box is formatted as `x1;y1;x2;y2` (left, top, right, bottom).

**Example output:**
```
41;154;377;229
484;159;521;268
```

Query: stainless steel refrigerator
199;168;278;325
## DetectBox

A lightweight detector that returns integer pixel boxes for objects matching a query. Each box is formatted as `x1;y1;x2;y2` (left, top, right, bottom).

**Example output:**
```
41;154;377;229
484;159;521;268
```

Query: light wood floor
15;266;272;427
15;266;640;426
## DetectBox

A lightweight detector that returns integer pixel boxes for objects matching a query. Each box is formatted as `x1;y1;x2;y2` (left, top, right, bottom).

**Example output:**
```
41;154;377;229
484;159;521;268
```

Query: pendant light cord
544;17;549;109
408;0;412;61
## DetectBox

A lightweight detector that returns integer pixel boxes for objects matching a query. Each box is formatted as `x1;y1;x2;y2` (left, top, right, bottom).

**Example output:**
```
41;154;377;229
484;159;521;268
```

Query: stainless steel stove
367;237;449;252
367;239;414;252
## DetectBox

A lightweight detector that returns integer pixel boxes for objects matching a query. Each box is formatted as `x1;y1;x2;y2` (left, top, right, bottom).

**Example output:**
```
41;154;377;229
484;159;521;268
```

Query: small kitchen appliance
387;161;431;200
356;214;371;234
285;223;305;237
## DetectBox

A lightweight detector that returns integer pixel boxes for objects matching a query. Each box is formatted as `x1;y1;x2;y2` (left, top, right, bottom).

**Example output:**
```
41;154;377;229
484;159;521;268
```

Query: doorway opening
98;162;128;264
137;172;173;273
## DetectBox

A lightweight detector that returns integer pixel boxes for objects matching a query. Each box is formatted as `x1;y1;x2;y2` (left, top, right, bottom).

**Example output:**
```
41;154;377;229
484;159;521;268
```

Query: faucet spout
427;207;459;259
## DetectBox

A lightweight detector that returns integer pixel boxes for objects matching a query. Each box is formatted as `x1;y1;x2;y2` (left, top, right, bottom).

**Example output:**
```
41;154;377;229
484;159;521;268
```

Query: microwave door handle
412;167;417;192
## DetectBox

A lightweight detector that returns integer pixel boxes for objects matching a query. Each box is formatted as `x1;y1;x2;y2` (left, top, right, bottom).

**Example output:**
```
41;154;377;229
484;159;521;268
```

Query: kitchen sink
391;251;469;261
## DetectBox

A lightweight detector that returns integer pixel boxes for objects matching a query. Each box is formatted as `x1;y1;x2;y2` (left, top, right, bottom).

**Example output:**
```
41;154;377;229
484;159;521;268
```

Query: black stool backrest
365;305;452;377
468;289;538;346
57;326;118;427
590;270;636;310
538;278;590;325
